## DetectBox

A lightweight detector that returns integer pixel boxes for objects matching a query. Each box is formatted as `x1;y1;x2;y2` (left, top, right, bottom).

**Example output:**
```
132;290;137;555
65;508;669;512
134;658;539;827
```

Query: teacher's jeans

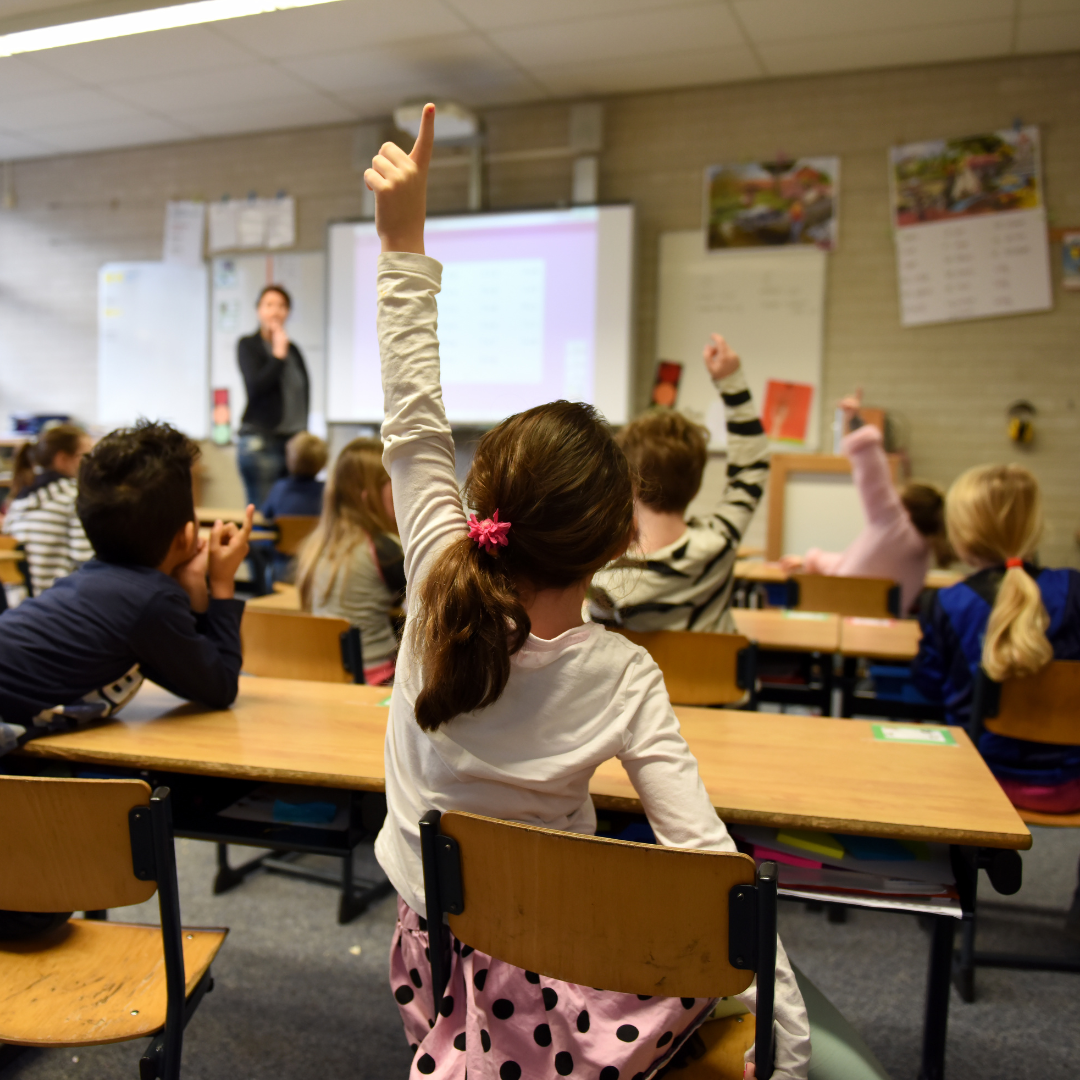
237;432;289;510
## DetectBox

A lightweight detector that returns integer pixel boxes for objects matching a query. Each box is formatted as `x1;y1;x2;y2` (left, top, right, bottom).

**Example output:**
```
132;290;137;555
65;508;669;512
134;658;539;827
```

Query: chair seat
1018;807;1080;828
669;1013;755;1079
0;919;227;1047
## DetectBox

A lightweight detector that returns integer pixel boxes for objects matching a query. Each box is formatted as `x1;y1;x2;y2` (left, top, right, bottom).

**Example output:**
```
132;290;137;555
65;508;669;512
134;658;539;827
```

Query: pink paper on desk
752;844;822;869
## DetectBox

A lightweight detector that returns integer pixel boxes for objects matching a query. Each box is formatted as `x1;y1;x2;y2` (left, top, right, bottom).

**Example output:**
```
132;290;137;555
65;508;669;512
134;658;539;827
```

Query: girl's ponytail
411;536;530;731
946;464;1052;683
982;561;1052;681
10;442;35;496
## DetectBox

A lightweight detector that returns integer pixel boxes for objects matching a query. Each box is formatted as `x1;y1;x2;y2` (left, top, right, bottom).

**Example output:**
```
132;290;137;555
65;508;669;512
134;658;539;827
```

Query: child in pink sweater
781;391;949;615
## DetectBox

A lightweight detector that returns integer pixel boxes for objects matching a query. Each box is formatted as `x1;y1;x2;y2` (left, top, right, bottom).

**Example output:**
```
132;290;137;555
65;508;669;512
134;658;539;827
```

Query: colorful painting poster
651;360;683;407
763;380;813;444
705;157;839;251
1063;232;1080;292
890;126;1042;229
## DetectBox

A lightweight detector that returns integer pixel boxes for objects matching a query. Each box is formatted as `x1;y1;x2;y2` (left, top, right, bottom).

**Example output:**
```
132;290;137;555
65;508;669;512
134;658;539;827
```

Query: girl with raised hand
365;104;809;1080
913;464;1080;812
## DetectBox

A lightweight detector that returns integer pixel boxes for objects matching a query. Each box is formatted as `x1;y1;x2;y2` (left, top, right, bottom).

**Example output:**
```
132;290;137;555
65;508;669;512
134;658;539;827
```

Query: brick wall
1;51;1077;563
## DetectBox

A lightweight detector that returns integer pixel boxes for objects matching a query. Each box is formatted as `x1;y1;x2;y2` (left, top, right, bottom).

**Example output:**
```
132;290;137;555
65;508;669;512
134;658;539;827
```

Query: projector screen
327;205;634;426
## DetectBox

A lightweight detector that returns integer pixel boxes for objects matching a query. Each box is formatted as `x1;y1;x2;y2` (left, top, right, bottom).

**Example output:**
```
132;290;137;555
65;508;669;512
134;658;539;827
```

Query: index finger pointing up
410;103;435;170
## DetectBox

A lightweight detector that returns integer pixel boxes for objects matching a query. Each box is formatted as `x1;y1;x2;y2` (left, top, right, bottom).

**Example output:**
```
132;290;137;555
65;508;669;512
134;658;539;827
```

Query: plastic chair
271;515;319;558
0;777;226;1079
953;661;1080;1001
788;574;900;619
240;607;363;684
615;628;757;707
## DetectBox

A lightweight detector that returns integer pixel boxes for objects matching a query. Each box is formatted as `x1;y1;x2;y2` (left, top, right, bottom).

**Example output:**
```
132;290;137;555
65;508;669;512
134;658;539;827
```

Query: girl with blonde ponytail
912;464;1080;814
364;105;811;1080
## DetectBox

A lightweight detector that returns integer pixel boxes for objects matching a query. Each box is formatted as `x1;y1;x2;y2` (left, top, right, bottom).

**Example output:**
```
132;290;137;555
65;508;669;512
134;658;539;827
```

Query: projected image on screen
327;206;633;426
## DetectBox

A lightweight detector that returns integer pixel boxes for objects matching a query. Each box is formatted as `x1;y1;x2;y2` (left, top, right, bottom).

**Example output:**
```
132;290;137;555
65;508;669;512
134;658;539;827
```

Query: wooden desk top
246;584;302;610
0;550;25;563
198;526;276;543
734;562;965;592
839;617;922;661
21;676;1029;851
731;608;840;652
196;507;268;527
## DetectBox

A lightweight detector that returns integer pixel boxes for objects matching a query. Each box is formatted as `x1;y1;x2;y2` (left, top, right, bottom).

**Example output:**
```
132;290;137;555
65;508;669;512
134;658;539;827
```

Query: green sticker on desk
872;723;956;746
379;695;393;706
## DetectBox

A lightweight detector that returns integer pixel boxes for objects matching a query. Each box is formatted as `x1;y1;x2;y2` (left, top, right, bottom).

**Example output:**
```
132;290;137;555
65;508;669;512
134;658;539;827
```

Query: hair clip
1005;557;1024;569
468;510;511;555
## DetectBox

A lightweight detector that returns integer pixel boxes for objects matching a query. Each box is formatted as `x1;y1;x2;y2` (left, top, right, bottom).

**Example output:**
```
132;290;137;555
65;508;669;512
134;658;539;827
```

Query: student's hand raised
704;333;741;380
365;103;435;256
172;535;210;614
208;505;254;600
838;387;863;426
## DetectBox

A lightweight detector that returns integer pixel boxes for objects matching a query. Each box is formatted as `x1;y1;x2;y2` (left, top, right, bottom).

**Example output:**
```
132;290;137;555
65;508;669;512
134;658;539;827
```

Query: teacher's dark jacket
238;332;310;433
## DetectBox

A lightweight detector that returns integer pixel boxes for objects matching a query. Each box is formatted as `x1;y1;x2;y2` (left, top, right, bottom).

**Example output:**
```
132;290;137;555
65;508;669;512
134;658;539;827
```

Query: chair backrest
790;573;900;619
974;660;1080;745
273;515;320;557
241;608;361;683
0;535;28;588
615;629;753;706
0;776;158;912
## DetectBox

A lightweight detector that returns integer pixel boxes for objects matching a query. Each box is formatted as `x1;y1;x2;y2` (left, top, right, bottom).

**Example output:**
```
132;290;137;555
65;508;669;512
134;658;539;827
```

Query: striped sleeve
704;366;770;543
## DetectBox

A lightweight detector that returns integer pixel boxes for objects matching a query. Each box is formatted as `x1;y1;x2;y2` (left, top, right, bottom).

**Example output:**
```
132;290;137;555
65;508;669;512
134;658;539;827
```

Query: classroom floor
4;830;1079;1080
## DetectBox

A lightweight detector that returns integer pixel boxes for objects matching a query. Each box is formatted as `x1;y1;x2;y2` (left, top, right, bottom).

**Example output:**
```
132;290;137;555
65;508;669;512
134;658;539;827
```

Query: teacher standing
236;284;310;509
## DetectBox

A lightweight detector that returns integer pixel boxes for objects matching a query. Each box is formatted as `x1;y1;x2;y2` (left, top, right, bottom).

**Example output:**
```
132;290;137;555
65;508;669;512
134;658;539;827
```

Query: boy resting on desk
0;420;253;756
589;332;769;632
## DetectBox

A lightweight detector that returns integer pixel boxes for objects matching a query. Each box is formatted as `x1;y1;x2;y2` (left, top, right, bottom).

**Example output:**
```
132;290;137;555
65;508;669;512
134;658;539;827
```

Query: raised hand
208;505;255;599
365;102;435;255
172;534;210;613
838;387;863;426
703;332;741;381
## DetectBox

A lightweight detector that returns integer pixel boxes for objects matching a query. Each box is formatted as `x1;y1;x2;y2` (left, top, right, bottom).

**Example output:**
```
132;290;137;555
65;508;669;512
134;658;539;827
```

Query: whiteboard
98;262;209;438
656;232;827;450
210;252;326;437
783;473;864;556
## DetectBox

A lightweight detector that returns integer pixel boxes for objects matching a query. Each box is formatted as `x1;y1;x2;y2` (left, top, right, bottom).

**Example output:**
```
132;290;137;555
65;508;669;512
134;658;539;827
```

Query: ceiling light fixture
0;0;346;57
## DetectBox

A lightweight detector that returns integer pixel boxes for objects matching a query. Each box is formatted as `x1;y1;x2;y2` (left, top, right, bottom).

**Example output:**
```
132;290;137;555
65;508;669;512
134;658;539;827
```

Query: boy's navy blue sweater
0;559;244;725
261;476;323;520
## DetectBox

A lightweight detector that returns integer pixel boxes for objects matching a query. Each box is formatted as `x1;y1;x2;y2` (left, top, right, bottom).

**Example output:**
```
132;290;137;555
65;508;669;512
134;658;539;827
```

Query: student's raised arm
367;105;468;591
702;334;770;546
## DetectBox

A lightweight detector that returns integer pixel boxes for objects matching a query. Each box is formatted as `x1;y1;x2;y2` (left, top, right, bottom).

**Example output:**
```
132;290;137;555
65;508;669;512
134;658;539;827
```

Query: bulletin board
98;262;209;438
656;231;827;450
210;252;326;437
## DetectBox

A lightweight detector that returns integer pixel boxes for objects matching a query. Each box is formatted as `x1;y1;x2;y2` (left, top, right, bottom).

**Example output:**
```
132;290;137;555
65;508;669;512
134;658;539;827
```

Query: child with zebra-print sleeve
589;333;769;633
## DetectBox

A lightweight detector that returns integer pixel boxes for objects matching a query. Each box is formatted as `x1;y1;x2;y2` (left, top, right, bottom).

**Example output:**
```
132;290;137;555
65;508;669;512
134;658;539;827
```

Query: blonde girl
296;438;403;685
912;464;1080;813
363;104;810;1080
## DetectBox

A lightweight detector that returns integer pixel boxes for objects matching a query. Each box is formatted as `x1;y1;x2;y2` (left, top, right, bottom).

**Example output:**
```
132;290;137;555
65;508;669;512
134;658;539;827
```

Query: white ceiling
0;0;1078;160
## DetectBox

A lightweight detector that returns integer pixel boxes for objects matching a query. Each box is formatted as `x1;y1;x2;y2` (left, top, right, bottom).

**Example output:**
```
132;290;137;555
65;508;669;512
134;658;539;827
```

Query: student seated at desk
912;464;1080;813
779;390;950;615
0;421;252;757
296;438;403;686
588;333;770;633
260;430;327;521
2;424;94;593
364;106;809;1080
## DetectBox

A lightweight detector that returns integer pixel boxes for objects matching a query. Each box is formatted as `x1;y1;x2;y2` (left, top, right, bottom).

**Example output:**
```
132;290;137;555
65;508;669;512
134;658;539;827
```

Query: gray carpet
5;829;1079;1080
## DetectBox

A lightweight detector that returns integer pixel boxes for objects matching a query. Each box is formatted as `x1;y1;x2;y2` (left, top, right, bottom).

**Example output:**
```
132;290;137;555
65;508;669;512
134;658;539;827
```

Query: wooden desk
246;584;302;611
731;608;840;653
198;526;276;543
0;550;25;563
839;617;922;661
735;561;964;593
197;506;267;526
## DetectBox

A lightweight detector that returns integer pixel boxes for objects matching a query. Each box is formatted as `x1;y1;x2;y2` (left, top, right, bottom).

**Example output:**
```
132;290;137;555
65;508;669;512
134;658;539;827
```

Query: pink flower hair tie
468;510;511;555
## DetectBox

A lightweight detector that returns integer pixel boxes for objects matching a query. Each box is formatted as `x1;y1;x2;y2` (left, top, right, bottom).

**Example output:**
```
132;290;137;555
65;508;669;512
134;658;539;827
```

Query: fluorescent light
0;0;346;56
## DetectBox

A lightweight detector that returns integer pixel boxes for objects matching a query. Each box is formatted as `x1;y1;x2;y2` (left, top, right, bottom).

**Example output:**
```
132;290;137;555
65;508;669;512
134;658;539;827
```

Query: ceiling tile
529;43;762;97
105;63;321;112
757;19;1014;77
166;92;355;136
442;0;701;32
490;2;744;67
27;25;257;84
1017;11;1080;51
734;0;1015;42
211;0;469;60
33;114;194;152
0;87;141;132
0;55;78;101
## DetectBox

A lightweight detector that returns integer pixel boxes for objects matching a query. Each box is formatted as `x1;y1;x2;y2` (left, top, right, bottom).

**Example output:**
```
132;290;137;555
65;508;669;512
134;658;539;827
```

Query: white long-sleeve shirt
372;252;809;1079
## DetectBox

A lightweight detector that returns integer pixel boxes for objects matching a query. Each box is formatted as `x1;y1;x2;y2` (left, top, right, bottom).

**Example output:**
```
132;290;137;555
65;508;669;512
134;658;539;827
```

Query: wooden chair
0;777;226;1079
788;574;900;619
420;809;778;1077
241;608;363;684
615;629;756;707
271;515;319;557
0;535;32;612
953;661;1080;1001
